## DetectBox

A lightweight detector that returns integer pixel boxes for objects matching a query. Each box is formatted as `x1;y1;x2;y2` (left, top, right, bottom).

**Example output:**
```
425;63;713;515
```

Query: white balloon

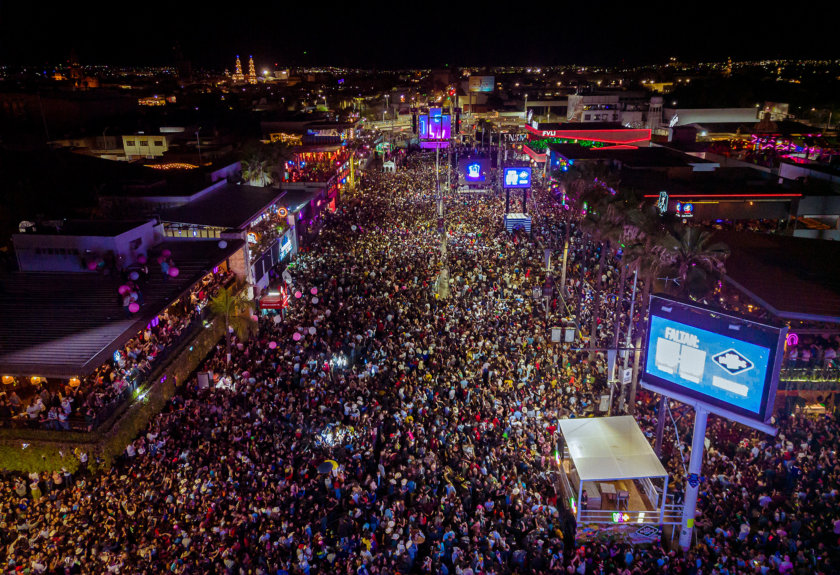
273;314;282;324
312;297;319;304
325;309;331;316
351;225;358;231
218;240;228;249
308;327;316;335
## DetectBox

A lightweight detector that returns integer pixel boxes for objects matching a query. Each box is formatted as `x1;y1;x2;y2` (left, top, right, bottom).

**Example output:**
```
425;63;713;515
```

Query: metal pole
559;238;569;299
654;395;668;456
622;268;639;370
679;406;708;550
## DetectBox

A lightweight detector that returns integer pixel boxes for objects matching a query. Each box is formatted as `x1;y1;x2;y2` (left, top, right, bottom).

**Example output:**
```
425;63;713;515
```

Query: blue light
645;315;771;416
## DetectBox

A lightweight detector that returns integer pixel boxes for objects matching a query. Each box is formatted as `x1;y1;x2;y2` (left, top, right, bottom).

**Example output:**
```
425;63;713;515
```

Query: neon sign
466;163;481;180
612;512;631;523
786;333;798;346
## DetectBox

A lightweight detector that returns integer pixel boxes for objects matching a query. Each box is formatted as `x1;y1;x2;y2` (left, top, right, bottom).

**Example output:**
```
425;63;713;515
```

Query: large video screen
469;75;495;92
503;167;532;188
459;158;490;183
643;296;784;423
428;113;451;140
418;115;429;139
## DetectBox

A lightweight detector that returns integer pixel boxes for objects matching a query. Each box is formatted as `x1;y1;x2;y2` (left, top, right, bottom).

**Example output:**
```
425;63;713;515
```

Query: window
35;247;42;255
155;140;163;146
139;140;148;146
126;140;135;146
129;237;142;250
584;114;591;120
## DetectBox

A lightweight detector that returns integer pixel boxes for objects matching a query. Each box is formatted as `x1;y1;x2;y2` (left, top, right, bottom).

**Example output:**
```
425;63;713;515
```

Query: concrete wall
663;108;759;126
780;162;840;188
14;221;160;272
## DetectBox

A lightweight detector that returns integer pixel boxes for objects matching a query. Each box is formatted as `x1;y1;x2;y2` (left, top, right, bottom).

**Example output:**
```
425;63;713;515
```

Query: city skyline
2;2;838;68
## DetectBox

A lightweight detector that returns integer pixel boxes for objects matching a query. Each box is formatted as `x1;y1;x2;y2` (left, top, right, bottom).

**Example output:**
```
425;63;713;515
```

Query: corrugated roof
716;231;840;322
0;239;244;377
159;184;285;230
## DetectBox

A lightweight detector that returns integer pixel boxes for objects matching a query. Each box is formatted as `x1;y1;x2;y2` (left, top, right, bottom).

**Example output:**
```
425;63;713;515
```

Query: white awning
559;416;668;482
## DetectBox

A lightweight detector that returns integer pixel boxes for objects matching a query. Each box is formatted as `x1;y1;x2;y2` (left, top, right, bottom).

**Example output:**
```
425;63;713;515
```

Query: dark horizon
1;2;838;70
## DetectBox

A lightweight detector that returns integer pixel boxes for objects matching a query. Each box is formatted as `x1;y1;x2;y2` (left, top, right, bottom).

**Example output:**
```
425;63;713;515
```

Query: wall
780;162;840;188
663;108;759;126
13;221;159;272
122;134;169;159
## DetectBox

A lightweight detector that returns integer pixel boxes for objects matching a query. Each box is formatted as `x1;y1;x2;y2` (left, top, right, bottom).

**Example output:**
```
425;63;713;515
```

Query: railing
0;312;211;432
578;503;683;525
778;367;840;390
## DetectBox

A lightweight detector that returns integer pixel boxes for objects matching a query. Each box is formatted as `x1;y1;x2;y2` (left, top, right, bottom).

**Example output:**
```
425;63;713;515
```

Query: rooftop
558;416;668;482
0;239;244;378
17;219;152;237
534;122;627;132
715;230;840;322
159;184;285;230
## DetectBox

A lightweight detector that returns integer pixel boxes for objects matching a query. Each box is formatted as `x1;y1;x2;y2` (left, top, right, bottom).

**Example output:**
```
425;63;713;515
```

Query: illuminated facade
232;55;245;83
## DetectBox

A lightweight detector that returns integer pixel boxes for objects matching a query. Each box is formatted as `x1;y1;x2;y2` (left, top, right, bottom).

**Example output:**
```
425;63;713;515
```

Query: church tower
248;56;257;84
232;55;245;83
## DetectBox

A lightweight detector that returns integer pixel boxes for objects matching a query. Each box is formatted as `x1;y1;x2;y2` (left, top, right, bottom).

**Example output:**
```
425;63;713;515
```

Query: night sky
1;2;837;69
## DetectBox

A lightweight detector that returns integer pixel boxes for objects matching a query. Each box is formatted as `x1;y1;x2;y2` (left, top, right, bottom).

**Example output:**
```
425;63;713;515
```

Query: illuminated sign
786;333;798;346
468;75;495;92
459;158;489;183
612;512;631;523
503;167;532;188
643;296;785;423
675;201;694;218
657;191;669;214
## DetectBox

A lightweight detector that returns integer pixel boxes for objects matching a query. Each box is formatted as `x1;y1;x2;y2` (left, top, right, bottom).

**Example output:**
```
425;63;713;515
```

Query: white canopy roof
559;416;668;482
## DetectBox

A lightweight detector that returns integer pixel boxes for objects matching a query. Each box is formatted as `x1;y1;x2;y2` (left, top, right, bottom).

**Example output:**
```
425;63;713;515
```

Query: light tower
232;55;245;83
248;56;257;84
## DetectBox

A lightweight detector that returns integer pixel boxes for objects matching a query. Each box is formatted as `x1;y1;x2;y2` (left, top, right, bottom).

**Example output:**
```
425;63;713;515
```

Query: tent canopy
559;416;668;482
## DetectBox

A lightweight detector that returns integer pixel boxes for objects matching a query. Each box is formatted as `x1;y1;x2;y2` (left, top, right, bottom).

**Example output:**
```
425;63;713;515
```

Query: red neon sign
643;193;802;198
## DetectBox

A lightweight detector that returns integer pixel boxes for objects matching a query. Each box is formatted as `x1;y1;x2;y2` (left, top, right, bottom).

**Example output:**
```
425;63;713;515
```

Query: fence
778;367;840;390
577;503;683;526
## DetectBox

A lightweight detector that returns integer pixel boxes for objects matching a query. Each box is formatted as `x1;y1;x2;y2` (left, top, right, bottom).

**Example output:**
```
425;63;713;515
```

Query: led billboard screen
503;167;532;188
428;113;451;140
459;158;490;183
469;75;495;92
418;115;429;139
643;296;784;423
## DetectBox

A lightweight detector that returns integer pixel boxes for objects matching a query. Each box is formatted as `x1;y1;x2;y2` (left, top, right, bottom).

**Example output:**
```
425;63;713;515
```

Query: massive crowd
0;152;837;574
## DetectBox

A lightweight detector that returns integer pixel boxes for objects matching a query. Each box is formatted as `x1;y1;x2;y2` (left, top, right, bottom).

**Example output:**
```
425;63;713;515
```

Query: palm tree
209;286;257;365
653;226;730;299
241;154;272;187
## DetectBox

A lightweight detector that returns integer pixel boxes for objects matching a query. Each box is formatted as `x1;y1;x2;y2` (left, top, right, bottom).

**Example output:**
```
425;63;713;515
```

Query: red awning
259;295;288;309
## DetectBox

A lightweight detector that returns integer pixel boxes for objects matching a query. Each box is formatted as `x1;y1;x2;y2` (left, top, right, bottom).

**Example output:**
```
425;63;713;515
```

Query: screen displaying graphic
503;167;532;188
643;296;784;423
428;113;451;140
418;115;429;139
459;158;490;183
469;75;495;92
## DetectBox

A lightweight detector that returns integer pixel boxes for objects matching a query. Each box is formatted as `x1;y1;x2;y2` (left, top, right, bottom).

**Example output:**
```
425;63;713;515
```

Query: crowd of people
0;270;235;431
0;152;837;574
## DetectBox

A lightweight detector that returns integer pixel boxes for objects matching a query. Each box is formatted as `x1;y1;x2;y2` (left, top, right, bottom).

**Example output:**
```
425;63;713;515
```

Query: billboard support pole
679;405;708;550
655;394;668;456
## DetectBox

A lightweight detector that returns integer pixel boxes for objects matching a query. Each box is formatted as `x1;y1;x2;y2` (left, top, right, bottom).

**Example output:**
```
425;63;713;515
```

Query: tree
241;154;272;187
209;287;257;365
653;226;730;300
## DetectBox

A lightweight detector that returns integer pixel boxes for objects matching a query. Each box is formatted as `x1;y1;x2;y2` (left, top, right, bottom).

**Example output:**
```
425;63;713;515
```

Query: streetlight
195;127;202;166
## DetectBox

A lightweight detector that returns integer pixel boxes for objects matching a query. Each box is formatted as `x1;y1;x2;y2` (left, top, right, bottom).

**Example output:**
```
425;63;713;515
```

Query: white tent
558;416;670;523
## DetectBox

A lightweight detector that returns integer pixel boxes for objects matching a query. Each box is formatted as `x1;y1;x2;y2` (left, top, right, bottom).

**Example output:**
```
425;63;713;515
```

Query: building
524;122;652;165
122;134;170;160
13;220;158;273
